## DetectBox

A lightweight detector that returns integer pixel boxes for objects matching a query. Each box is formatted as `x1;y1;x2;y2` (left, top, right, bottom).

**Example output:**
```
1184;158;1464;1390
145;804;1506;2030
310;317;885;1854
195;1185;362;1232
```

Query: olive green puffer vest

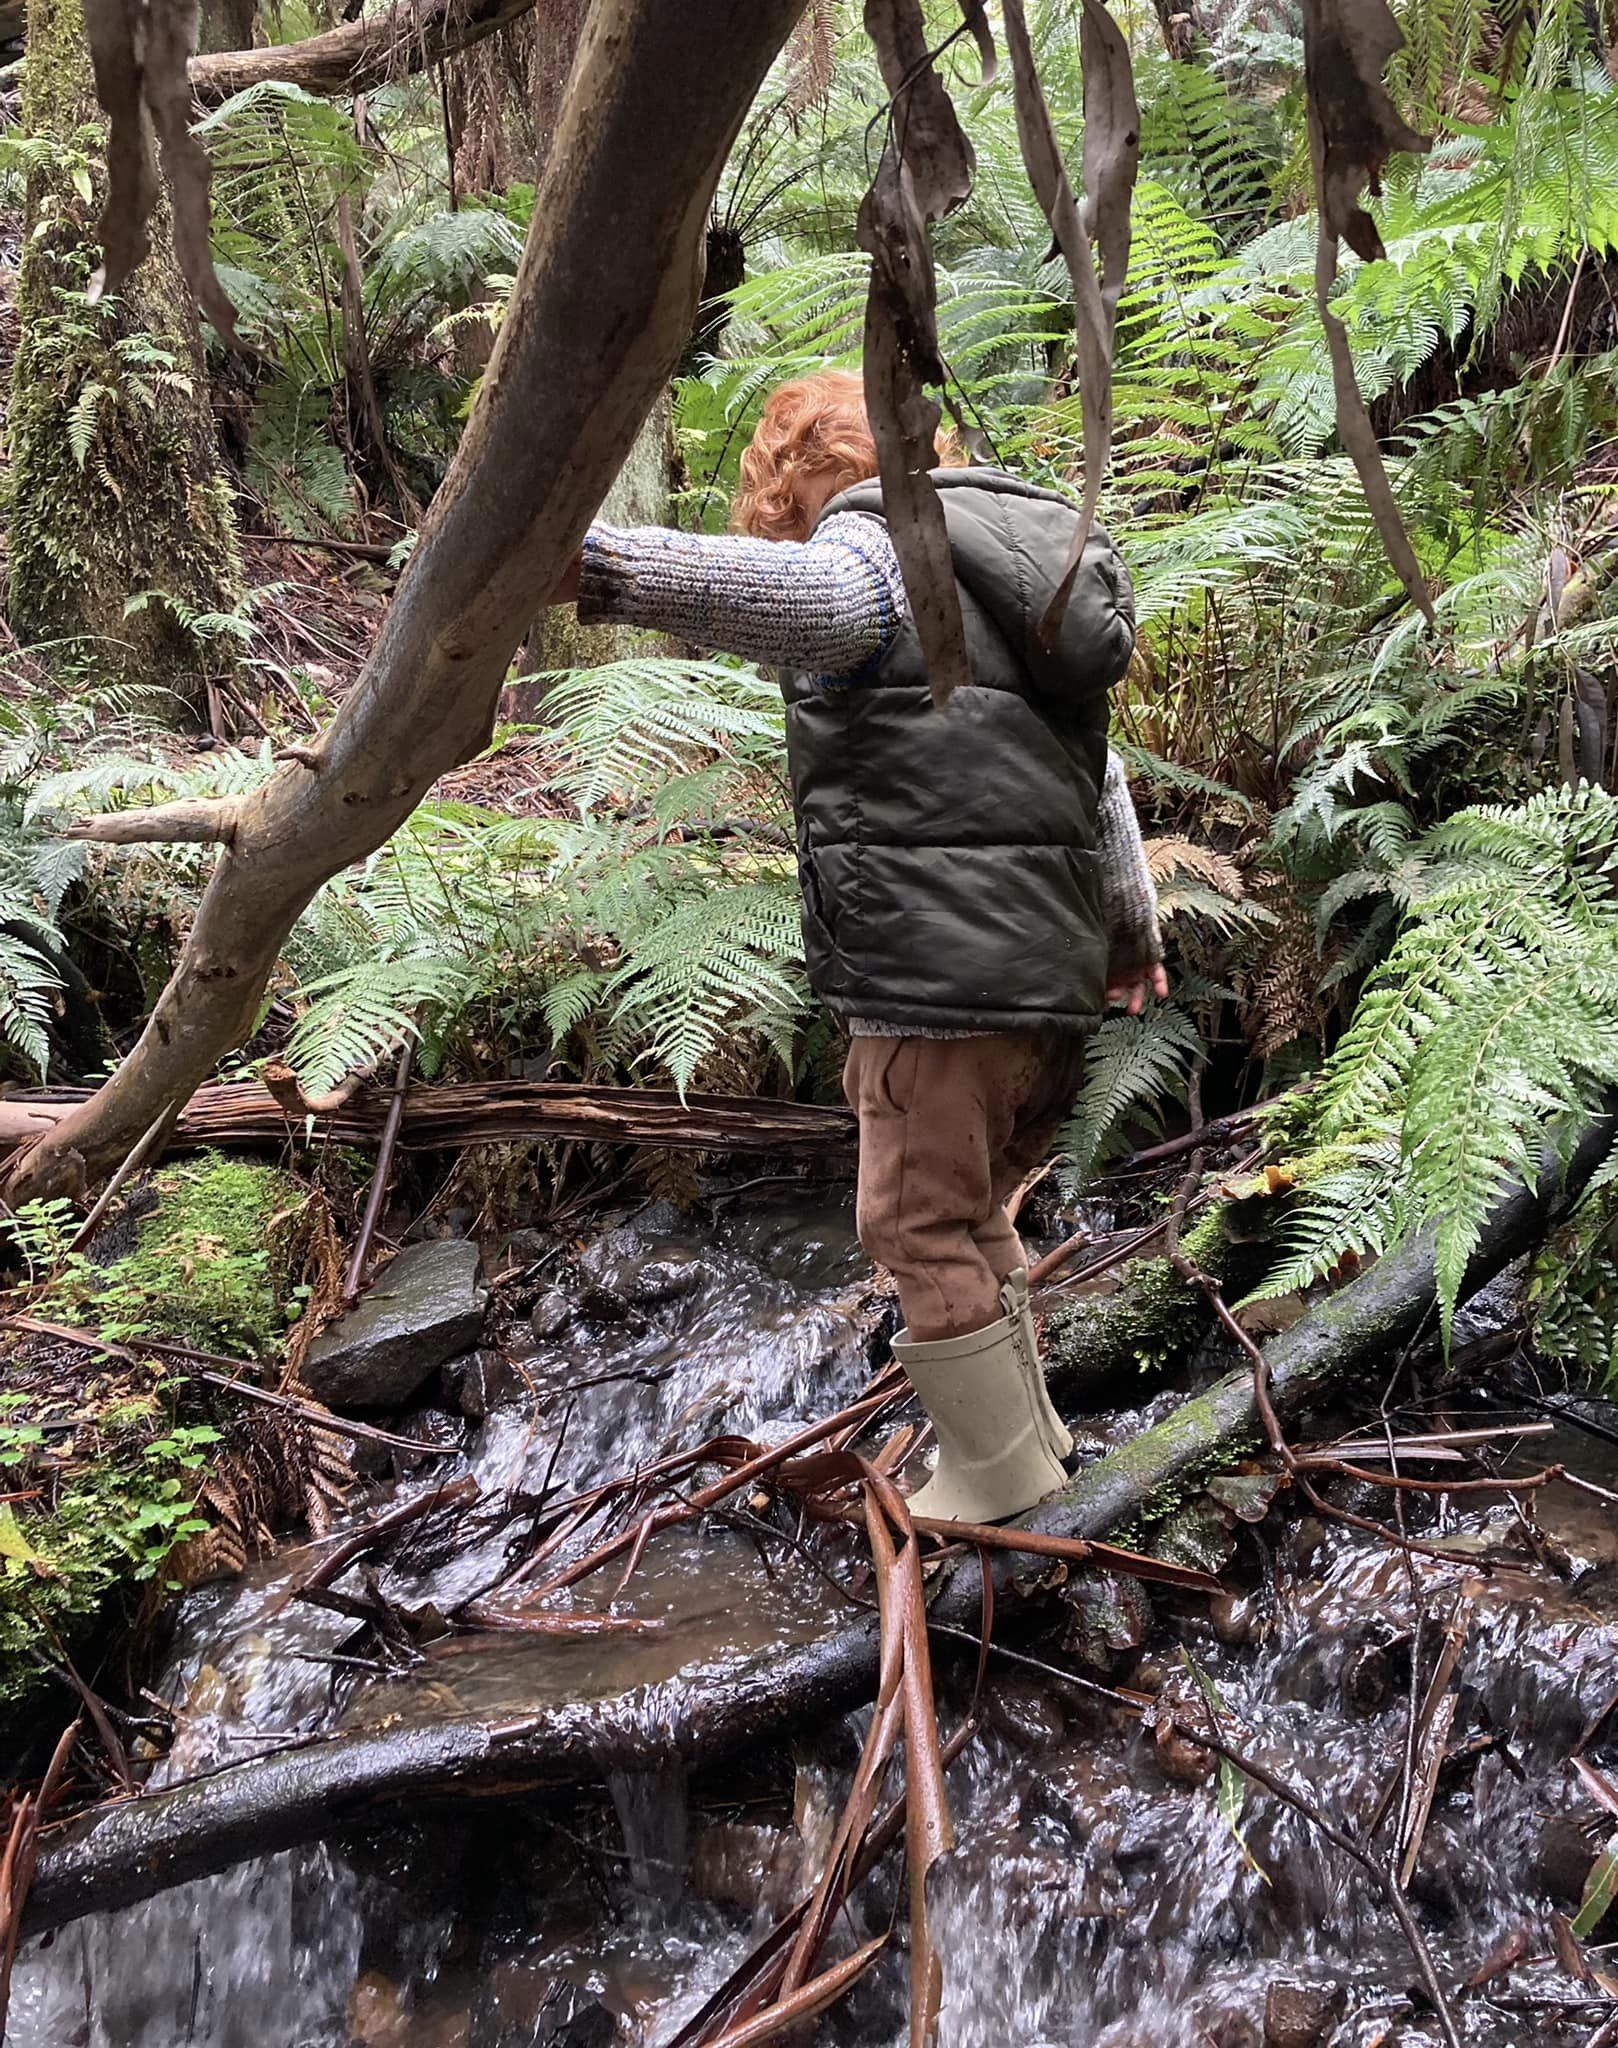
780;468;1135;1035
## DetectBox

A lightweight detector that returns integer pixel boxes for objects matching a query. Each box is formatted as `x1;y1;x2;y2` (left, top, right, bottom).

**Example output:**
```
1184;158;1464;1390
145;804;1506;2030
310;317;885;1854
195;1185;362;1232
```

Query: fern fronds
1060;1005;1203;1186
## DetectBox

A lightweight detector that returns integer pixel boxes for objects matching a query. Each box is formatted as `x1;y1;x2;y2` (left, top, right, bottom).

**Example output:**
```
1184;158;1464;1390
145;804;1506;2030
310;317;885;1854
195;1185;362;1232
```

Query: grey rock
985;1677;1065;1751
624;1258;702;1307
497;1228;558;1271
442;1348;528;1420
529;1287;572;1341
306;1240;487;1410
575;1226;641;1287
1263;1982;1344;2048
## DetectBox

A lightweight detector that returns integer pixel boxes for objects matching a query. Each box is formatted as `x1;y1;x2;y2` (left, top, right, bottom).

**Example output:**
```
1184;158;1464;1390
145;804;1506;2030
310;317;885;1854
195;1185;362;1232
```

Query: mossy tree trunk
8;0;241;711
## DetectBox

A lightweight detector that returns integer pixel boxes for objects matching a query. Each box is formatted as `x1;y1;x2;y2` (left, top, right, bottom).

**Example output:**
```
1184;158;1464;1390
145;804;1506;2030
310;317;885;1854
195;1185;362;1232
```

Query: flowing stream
11;1193;1618;2046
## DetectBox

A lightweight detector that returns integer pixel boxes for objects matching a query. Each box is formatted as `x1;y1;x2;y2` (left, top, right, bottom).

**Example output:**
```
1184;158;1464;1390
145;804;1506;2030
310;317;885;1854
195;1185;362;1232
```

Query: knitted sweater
577;514;1165;1014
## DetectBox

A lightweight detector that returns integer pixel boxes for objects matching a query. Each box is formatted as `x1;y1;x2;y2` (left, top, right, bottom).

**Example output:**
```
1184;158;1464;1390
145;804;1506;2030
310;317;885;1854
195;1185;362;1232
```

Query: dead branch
64;799;238;846
0;1078;854;1163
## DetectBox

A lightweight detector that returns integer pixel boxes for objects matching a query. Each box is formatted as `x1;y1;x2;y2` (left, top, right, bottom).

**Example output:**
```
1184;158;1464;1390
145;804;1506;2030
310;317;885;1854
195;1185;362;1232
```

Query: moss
1043;1207;1265;1400
0;1158;311;1709
43;1154;308;1357
8;0;240;698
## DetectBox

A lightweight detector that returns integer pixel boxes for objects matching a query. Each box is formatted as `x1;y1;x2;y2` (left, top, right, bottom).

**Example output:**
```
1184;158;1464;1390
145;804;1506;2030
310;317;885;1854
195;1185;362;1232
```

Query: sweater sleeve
574;512;906;676
1098;751;1164;977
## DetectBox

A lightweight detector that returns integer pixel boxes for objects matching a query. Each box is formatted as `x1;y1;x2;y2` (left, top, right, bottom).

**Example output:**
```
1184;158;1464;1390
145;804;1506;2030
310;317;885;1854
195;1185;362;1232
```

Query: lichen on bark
7;0;240;702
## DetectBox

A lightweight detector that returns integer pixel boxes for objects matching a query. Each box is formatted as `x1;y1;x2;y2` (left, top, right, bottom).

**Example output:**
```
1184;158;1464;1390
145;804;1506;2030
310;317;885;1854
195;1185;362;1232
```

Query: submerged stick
22;1111;1614;1938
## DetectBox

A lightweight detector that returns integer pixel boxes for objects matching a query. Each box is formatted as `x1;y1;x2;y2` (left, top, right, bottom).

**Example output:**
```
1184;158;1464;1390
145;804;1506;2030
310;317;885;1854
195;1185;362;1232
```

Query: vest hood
820;467;1135;704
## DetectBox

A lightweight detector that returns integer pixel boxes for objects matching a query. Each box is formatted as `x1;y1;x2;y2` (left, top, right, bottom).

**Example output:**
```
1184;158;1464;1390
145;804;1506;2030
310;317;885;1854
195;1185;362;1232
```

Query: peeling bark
6;0;808;1205
22;1111;1611;1937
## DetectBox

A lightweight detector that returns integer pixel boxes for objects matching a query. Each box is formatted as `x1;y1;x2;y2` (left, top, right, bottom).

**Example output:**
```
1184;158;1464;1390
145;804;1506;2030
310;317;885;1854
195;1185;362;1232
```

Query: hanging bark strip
83;0;245;345
1301;0;1435;623
7;0;810;1208
1001;0;1138;647
864;1467;953;2048
856;0;980;707
0;1720;79;2031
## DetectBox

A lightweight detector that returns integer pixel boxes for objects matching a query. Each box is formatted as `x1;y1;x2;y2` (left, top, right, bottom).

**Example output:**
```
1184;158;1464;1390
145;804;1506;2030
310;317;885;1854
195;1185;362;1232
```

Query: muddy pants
843;1031;1089;1343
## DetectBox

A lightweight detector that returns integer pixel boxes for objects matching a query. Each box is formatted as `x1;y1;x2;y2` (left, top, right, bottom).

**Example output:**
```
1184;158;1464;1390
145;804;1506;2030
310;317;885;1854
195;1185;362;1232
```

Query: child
552;370;1166;1523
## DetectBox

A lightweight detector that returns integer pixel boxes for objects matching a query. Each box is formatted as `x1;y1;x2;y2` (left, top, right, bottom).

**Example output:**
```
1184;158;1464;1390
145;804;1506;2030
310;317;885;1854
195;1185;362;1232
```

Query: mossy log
22;1112;1611;1939
1040;1207;1266;1407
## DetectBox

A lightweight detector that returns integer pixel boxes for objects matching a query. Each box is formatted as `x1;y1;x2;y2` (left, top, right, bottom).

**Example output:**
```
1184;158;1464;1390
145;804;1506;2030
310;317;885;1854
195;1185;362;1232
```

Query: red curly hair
732;370;957;542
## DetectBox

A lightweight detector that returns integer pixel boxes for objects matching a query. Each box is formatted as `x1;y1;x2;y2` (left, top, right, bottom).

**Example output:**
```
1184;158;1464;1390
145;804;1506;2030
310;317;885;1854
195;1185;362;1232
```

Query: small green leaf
71;163;92;204
0;1503;45;1568
1573;1834;1618;1939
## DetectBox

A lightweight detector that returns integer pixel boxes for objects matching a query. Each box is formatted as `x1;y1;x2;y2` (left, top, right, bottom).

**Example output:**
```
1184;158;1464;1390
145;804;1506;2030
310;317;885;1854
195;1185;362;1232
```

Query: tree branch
6;0;810;1205
64;800;238;846
187;0;539;105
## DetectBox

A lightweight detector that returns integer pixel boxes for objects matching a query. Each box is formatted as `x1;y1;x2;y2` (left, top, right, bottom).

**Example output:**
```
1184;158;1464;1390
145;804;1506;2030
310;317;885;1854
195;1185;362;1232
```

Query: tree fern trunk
8;0;241;713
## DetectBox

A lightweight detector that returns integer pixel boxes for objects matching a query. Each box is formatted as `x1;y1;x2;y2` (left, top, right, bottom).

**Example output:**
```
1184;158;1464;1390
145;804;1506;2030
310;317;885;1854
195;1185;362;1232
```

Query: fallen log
0;1080;854;1159
21;1111;1612;1937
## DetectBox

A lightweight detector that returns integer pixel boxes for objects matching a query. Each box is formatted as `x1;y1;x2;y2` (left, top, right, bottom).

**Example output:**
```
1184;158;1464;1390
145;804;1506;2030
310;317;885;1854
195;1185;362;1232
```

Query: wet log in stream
22;1111;1614;1939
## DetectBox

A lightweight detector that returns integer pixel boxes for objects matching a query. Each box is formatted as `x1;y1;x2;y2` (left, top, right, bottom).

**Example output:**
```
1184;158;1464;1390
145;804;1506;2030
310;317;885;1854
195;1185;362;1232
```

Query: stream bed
11;1193;1618;2046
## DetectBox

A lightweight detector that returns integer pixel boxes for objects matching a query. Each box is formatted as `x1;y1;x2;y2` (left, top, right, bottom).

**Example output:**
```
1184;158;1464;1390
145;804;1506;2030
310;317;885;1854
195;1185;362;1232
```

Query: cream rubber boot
895;1275;1074;1524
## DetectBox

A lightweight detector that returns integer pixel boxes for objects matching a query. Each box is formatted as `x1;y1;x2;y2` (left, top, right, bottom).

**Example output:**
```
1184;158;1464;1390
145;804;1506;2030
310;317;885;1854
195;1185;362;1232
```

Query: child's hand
550;545;584;605
1106;962;1169;1016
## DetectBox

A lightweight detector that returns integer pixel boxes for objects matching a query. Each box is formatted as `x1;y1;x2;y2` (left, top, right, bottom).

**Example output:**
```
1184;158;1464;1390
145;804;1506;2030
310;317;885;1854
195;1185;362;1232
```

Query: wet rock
529;1287;572;1341
442;1348;528;1420
470;1964;613;2048
496;1229;557;1271
1153;1711;1217;1785
624;1257;702;1307
576;1283;637;1325
1202;2014;1261;2048
1208;1591;1256;1645
1536;1812;1600;1905
1061;1569;1152;1673
306;1241;487;1410
350;1970;470;2048
985;1677;1066;1751
1263;1980;1344;2047
688;1821;805;1916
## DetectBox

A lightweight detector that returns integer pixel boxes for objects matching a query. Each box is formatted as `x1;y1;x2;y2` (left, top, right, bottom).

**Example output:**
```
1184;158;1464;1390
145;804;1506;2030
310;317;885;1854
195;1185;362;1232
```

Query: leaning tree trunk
505;0;677;712
7;0;240;708
5;0;807;1204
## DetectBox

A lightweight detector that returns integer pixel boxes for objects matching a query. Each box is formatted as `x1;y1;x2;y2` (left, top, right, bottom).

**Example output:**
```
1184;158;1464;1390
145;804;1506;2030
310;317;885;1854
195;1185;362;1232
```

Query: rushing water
12;1194;1618;2046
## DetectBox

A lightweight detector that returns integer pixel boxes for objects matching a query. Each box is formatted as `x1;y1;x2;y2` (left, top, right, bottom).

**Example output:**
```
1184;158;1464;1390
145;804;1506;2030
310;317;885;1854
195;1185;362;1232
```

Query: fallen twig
341;1040;414;1304
0;1719;79;2030
2;1316;458;1459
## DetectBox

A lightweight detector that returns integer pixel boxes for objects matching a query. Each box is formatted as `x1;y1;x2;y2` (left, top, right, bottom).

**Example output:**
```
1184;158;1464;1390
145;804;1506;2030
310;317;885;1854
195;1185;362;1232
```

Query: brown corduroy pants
843;1031;1089;1343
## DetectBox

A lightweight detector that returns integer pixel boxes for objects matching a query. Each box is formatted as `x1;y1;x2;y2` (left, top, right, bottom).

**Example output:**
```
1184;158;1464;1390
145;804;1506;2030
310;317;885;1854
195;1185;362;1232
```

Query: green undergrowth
0;1156;309;1713
15;1152;310;1357
0;1356;220;1709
